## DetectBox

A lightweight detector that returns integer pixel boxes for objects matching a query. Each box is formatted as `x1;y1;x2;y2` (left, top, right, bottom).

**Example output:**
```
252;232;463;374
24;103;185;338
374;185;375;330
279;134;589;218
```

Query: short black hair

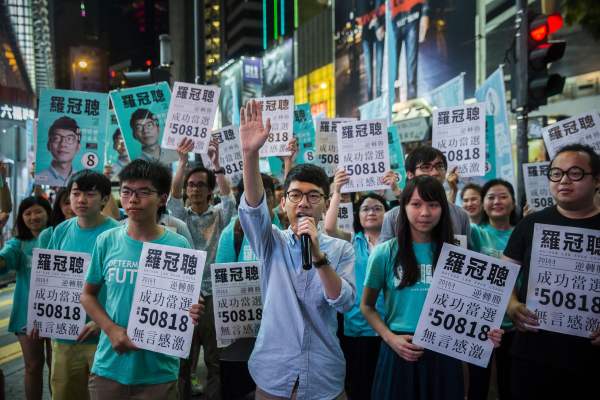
15;196;52;240
405;146;447;174
129;108;157;129
551;143;600;177
118;159;172;196
67;170;112;197
480;179;518;226
112;128;122;142
284;164;330;198
460;183;482;200
49;116;81;140
184;166;216;192
50;188;70;227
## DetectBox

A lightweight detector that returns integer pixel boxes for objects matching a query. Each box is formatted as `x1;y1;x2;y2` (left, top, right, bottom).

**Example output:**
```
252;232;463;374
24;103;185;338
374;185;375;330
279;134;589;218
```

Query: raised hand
176;138;195;163
207;138;221;168
240;100;271;155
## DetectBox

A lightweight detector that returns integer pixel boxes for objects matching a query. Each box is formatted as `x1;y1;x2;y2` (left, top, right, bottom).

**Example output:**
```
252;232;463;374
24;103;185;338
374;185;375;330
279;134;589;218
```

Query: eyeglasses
359;205;385;213
547;167;593;182
416;163;446;173
49;134;79;145
286;190;325;204
187;181;209;190
134;120;157;133
120;187;158;198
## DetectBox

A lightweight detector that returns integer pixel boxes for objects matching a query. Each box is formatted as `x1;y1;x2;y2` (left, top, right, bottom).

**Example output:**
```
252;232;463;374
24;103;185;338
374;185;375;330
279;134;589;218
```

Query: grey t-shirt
378;203;471;245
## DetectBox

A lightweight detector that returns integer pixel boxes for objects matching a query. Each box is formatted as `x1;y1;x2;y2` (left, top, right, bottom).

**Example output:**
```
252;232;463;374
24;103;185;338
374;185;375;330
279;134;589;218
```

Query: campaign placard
542;111;600;158
413;243;520;367
161;82;220;153
127;243;206;358
526;224;600;338
211;262;263;348
337;119;390;193
35;88;108;187
338;202;354;233
201;125;244;185
110;82;177;164
315;117;356;177
523;162;554;211
104;109;131;180
254;96;294;158
432;103;486;178
294;103;317;165
27;249;91;340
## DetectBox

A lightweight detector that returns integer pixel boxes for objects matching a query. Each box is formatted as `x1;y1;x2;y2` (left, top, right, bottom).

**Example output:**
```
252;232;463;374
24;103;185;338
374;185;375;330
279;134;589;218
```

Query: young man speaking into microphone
238;100;356;400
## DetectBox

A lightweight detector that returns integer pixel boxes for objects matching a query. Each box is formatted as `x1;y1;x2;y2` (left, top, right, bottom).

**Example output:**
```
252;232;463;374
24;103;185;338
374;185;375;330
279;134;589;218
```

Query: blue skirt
371;339;464;400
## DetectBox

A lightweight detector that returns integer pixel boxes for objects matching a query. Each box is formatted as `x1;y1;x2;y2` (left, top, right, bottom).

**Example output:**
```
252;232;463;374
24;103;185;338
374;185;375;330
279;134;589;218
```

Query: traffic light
122;67;171;87
526;12;566;110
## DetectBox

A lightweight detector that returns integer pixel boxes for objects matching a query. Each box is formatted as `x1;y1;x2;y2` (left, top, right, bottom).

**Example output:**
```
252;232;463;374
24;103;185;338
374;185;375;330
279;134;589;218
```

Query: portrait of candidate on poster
110;82;177;165
104;109;131;180
35;88;108;187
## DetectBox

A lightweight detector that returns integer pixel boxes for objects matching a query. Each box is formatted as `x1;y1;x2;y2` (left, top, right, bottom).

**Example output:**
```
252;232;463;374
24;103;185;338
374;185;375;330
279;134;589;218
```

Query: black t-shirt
504;206;600;371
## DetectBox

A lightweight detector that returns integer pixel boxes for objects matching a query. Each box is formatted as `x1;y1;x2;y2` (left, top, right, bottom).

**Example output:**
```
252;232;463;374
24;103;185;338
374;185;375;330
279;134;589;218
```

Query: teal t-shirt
48;217;120;344
364;239;434;333
85;225;191;385
470;223;515;329
215;214;282;263
344;232;385;337
0;236;40;333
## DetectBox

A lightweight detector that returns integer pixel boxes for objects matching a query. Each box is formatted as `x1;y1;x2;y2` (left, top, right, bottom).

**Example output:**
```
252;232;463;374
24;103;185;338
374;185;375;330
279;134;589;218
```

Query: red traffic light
529;13;564;43
110;70;117;78
145;59;152;67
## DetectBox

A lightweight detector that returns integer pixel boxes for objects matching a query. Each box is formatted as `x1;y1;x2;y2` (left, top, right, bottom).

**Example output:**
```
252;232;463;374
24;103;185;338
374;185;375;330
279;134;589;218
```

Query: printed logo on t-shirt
420;264;432;284
106;259;139;284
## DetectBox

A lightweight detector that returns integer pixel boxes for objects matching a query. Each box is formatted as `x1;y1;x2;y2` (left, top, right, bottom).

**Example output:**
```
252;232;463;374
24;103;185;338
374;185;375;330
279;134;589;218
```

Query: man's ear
159;193;168;207
406;171;415;180
280;194;286;210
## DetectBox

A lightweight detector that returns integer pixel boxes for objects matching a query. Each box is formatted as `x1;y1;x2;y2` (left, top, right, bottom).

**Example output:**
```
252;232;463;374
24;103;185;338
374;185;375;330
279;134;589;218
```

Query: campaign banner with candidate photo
104;109;131;180
110;82;177;165
35;88;108;187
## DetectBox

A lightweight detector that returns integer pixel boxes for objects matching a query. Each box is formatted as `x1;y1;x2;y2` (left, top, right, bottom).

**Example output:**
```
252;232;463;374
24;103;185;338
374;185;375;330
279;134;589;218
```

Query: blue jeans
392;9;421;100
361;30;384;100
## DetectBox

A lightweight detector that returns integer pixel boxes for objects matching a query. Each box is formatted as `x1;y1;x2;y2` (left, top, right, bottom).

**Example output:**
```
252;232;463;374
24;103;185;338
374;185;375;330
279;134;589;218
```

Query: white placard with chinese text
161;82;220;153
127;243;206;358
255;96;294;157
315;118;356;177
432;103;486;177
413;243;520;367
27;249;91;340
201;125;244;185
338;202;354;233
337;119;390;193
211;262;263;348
523;162;554;211
542;111;600;158
526;224;600;338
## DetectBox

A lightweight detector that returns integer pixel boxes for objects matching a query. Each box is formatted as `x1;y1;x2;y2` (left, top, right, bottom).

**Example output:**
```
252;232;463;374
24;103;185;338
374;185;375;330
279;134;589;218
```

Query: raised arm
324;169;352;242
171;138;195;199
282;136;298;181
240;100;271;207
207;137;231;196
0;162;12;214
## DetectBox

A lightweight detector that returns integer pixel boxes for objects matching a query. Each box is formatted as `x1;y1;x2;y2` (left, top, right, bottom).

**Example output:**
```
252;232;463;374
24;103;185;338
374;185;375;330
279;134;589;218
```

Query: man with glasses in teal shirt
81;160;205;400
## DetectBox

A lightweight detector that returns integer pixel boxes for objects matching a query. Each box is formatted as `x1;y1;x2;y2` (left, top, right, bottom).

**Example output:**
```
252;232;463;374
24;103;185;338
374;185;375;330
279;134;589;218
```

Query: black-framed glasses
134;120;157;132
416;162;446;173
286;190;325;204
187;181;209;189
49;134;79;145
547;167;593;182
120;187;158;198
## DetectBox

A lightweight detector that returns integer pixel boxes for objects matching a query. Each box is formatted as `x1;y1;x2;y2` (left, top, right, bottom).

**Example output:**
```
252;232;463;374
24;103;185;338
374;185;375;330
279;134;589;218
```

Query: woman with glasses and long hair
0;194;53;400
361;176;503;399
324;168;392;399
468;178;519;400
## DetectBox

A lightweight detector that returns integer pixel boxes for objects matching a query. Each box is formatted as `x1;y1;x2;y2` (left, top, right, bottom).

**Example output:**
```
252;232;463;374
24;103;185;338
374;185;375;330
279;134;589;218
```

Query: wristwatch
213;167;225;175
313;253;330;269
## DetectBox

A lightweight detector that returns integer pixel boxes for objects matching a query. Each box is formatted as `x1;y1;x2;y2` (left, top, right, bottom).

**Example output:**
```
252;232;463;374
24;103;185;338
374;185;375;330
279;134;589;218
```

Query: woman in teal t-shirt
362;176;503;399
325;167;391;400
468;179;519;400
0;196;52;400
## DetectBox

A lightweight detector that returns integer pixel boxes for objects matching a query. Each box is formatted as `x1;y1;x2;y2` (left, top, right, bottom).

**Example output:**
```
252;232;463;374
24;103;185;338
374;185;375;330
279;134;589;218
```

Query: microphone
301;233;312;270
